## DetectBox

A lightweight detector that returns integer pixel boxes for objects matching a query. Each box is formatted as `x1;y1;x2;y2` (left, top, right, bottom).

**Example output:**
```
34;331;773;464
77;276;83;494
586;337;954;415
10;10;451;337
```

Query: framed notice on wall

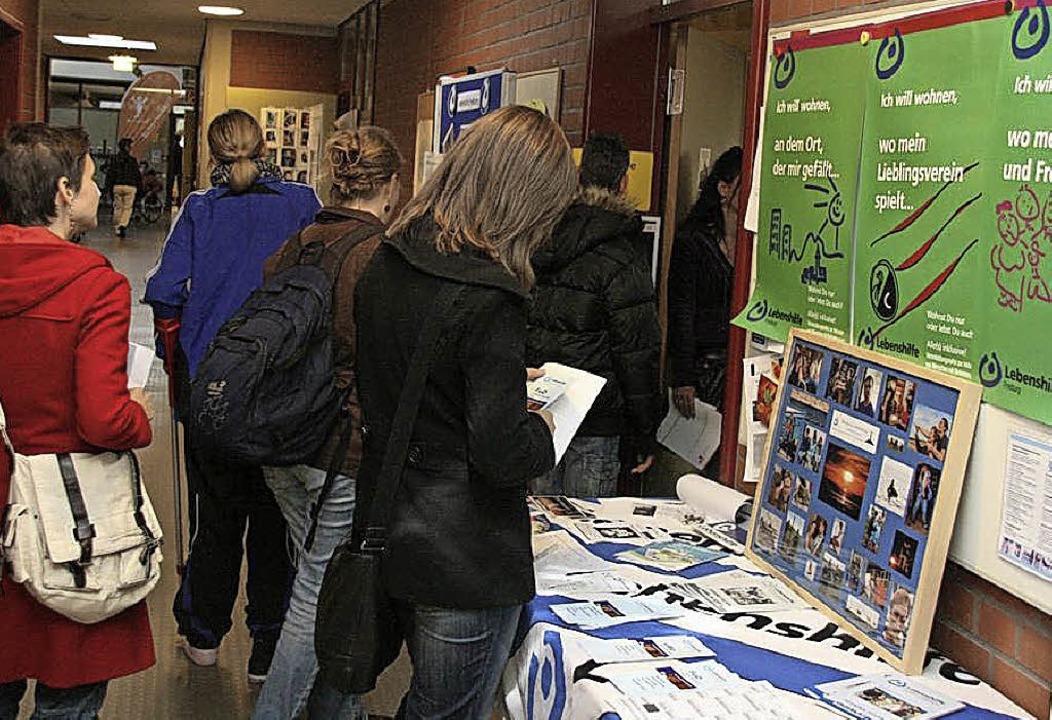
746;329;981;674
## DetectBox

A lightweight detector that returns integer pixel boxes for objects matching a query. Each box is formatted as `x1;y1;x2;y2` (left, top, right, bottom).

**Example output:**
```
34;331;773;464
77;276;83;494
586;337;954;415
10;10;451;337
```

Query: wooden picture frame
745;329;981;674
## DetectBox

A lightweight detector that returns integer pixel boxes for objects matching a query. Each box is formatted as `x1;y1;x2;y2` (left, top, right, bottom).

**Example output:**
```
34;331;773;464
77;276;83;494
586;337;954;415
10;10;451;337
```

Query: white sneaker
183;643;218;667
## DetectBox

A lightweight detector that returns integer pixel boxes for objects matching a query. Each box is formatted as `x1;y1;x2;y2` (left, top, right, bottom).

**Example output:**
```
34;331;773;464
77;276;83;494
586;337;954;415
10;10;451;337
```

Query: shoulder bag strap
0;396;15;458
361;283;467;549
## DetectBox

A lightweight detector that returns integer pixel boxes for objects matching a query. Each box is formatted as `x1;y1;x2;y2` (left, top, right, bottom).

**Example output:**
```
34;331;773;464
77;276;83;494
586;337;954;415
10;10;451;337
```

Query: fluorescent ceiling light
98;100;123;110
55;34;157;50
198;6;244;16
108;54;137;72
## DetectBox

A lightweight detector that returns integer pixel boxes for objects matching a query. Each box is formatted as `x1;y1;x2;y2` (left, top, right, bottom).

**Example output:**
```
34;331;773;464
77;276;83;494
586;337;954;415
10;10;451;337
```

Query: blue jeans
315;603;521;720
254;465;361;720
0;681;106;720
532;435;620;498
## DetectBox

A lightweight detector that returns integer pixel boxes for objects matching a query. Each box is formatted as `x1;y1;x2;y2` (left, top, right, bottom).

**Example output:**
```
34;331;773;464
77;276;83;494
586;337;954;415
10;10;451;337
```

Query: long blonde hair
388;105;576;289
327;126;403;204
208;109;265;193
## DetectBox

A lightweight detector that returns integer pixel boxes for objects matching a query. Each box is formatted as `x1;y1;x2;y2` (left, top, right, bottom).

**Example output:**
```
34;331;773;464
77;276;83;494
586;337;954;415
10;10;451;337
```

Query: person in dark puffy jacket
527;133;662;497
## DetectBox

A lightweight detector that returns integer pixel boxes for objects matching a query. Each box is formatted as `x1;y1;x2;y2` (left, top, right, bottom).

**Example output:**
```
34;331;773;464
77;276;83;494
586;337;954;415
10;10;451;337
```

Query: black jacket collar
386;215;529;299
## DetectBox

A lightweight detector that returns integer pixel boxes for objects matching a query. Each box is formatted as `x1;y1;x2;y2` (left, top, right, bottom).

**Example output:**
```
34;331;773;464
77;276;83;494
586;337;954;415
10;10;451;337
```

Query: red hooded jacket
0;224;154;687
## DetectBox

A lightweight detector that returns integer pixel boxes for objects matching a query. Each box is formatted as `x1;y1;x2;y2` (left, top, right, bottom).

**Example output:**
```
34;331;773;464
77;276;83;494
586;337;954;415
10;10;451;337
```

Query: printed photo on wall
875;456;913;517
792;475;813;510
805;558;818;581
904;463;940;534
829;517;846;555
819;443;871;520
846;594;880;630
787;345;824;394
299;111;311;130
283;109;298;128
780;512;805;562
908;404;954;462
280;148;297;168
265;148;277;165
265;109;278;129
847;551;865;592
798;426;826;472
854;368;883;417
862;504;886;553
883;584;914;648
264;129;278;146
886;434;906;453
756;508;782;553
889;531;919;579
296;170;309;183
826;356;859;406
300;130;310;148
283;129;295;147
805;513;828;558
879;376;916;431
768;465;793;512
862;562;890;609
819;553;846;600
777;391;829;466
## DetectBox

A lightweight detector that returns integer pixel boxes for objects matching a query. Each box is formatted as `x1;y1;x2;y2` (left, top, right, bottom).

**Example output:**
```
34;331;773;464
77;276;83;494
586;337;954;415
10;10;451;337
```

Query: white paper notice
656;394;722;470
536;363;607;464
998;432;1052;582
127;342;155;389
574;635;715;664
550;597;682;629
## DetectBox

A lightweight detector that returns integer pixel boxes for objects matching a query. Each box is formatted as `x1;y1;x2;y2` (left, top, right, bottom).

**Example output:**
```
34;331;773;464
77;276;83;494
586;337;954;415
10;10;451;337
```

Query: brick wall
0;0;39;124
229;30;339;94
373;0;592;201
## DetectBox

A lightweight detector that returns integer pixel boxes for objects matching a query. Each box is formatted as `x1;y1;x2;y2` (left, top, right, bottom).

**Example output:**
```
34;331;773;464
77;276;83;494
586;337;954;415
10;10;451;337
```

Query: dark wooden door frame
0;11;24;132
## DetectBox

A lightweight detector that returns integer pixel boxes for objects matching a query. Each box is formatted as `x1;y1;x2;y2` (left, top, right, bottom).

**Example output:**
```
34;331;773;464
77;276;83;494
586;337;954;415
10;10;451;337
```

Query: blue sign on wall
433;69;515;153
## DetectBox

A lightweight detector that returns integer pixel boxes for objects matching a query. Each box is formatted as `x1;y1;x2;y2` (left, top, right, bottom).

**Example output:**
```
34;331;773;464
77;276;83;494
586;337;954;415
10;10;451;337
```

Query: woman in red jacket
0;124;155;718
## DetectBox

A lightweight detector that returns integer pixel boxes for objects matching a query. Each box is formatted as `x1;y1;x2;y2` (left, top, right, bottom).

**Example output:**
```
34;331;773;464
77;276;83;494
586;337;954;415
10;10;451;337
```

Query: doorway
0;20;23;132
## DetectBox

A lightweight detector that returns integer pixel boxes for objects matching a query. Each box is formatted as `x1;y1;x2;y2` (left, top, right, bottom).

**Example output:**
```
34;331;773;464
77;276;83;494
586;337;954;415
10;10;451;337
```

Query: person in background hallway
527;133;662;498
106;137;141;239
253;126;403;720
145;109;320;684
312;106;575;719
667;146;743;471
0;124;155;720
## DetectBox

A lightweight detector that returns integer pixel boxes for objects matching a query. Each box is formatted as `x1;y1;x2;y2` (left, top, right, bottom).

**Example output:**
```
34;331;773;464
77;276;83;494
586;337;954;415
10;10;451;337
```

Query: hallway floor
15;219;409;719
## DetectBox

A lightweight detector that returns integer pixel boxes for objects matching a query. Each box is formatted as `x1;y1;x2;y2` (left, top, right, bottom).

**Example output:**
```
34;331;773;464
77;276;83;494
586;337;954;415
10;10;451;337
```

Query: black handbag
315;284;465;694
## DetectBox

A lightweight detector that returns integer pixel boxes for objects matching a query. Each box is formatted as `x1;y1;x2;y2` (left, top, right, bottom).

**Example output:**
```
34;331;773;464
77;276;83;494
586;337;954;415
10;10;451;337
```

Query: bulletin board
745;329;981;674
260;106;322;185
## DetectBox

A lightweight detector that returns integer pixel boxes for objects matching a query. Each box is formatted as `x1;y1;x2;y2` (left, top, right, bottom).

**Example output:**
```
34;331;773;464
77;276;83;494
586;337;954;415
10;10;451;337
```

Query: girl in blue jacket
145;109;320;683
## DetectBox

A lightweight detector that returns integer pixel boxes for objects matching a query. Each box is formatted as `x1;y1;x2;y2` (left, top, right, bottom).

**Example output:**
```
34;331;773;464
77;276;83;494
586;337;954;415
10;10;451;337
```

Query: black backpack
188;225;378;467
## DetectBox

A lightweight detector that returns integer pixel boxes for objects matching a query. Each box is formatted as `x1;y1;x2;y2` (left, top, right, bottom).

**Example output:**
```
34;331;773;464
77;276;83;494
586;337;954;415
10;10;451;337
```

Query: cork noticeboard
745;329;981;674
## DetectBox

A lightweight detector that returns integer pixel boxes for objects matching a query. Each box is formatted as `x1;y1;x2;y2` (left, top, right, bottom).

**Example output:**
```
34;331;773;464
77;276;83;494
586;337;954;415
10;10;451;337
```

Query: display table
501;497;1030;720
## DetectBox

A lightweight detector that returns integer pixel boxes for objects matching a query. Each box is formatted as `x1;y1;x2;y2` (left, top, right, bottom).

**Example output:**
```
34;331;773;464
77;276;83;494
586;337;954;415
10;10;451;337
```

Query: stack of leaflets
571;635;715;664
668;569;808;613
550;597;682;629
526;374;569;411
811;673;965;720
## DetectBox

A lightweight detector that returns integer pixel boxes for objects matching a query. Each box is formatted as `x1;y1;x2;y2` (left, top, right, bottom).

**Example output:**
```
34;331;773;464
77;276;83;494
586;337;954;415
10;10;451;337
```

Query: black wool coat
354;217;556;609
526;186;663;454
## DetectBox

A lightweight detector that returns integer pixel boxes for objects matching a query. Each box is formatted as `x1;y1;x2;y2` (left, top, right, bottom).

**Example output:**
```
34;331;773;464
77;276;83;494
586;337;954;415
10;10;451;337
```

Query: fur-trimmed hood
533;186;643;273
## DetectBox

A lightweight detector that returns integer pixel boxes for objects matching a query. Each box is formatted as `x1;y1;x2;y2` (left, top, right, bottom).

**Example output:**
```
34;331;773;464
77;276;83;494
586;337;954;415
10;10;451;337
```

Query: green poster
853;19;1000;381
979;4;1052;423
734;40;866;342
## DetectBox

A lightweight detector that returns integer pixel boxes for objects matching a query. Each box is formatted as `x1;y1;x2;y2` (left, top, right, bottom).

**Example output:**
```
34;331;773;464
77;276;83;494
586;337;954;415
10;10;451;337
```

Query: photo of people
264;129;277;146
825;356;859;406
296;170;309;183
879;376;915;430
904;463;940;534
280;148;297;168
854;686;922;717
805;559;818;581
641;640;667;658
889;531;919;579
300;151;310;165
658;667;695;691
767;465;793;512
805;513;828;557
300;130;310;148
283;108;298;128
777;392;829;467
862;562;891;608
886;434;905;453
798;426;826;472
829;517;846;555
787;345;824;394
883;585;914;649
847;551;865;592
780;512;805;562
875;456;912;516
854;368;882;417
265;148;278;165
792;475;812;510
283;129;296;147
819;443;871;520
819;553;846;600
756;508;781;553
862;504;886;553
299;111;311;130
264;109;277;129
908;405;953;462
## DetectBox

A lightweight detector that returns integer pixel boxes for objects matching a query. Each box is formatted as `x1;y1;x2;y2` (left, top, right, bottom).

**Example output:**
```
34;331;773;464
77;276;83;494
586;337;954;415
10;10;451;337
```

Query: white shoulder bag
0;398;163;624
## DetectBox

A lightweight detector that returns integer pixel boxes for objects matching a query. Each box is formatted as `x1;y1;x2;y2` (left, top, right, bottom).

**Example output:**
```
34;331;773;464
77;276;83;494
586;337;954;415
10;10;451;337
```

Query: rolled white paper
676;473;749;524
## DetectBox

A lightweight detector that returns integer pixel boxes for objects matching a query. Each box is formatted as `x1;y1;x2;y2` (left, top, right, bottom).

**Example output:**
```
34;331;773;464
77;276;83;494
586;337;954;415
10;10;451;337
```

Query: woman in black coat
667;146;743;419
347;106;577;719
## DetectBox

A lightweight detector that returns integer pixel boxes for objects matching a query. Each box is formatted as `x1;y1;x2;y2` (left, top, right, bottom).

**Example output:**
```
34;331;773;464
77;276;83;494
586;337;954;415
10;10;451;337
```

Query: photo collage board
261;107;318;185
746;330;981;673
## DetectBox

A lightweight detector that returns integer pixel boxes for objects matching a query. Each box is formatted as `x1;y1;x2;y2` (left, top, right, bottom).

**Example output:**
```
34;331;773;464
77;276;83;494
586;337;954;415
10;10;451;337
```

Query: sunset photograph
819;443;872;520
